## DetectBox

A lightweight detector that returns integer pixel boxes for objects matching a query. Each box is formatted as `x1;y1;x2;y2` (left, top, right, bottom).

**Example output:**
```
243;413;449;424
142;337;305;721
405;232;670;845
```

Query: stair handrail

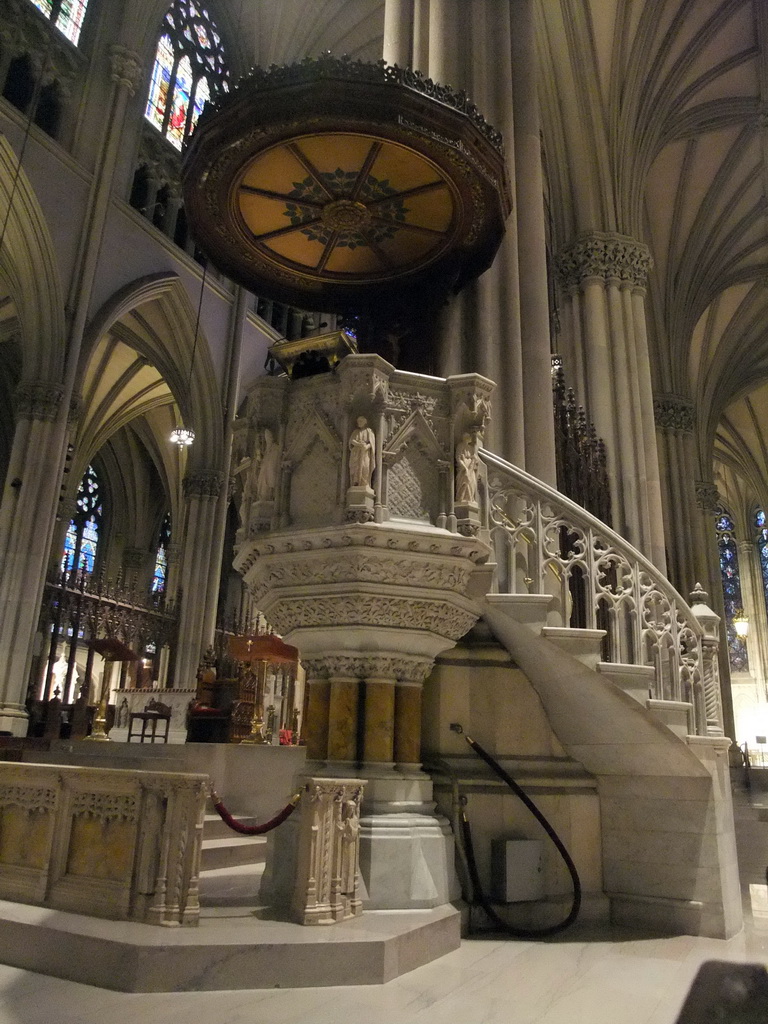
479;449;723;737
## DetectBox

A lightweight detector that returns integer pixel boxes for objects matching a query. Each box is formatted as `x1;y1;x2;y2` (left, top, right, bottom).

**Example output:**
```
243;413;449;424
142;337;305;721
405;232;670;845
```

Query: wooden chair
127;698;172;743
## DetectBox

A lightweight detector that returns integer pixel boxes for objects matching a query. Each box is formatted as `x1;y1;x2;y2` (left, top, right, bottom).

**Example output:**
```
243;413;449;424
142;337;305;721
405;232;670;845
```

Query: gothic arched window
716;510;748;671
29;0;90;45
754;508;768;619
144;1;229;151
61;464;102;576
152;513;171;593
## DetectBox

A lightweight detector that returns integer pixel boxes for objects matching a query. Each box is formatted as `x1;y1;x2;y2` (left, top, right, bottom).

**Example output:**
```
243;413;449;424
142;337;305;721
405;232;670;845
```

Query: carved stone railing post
689;583;725;737
292;777;365;925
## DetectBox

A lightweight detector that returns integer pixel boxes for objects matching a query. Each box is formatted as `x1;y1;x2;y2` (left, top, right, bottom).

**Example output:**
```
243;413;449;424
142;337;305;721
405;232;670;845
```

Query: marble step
201;835;267;871
0;897;461;991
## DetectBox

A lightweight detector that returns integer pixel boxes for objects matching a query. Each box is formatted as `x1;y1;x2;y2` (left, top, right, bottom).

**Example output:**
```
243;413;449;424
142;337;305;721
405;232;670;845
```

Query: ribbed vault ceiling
538;0;768;508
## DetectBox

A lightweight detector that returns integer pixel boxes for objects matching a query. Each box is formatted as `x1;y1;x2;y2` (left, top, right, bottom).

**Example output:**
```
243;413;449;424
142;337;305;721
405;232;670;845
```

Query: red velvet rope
210;788;300;835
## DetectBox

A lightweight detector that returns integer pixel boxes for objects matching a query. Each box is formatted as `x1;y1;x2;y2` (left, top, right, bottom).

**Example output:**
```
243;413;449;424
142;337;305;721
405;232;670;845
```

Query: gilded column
301;661;331;762
326;670;360;764
362;668;396;767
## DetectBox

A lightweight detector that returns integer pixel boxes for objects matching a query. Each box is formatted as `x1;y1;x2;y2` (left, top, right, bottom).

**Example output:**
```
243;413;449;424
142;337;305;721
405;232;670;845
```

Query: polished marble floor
1;794;767;1023
0;915;767;1024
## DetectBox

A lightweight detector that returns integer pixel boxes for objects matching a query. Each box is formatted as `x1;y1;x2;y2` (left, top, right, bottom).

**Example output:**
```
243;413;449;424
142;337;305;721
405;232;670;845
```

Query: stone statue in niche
256;428;280;501
455;432;479;505
348;416;376;489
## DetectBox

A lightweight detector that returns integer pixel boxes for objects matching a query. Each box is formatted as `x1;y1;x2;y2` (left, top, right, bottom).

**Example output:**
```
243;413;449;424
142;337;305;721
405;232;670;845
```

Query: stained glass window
28;0;89;45
152;514;171;593
61;465;102;576
754;508;768;621
716;511;748;671
144;1;229;151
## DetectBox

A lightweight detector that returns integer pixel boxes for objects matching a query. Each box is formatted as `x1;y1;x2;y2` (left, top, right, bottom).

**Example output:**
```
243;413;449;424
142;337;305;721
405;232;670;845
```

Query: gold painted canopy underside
236;133;456;281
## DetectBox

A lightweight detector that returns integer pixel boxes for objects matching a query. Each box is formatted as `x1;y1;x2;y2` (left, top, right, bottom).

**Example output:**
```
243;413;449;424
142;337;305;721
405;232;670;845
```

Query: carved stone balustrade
0;762;207;926
292;777;365;925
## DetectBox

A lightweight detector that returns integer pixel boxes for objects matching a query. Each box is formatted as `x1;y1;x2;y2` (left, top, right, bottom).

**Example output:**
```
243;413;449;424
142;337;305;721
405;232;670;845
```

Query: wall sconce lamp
734;611;750;638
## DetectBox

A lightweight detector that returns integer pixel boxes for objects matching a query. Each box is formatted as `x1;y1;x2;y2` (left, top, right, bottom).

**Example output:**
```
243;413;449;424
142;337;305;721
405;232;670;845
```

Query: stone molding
245;549;475;605
653;394;695;432
14;381;63;422
695;481;721;514
183;471;222;499
108;46;143;96
236;520;488;579
301;654;435;683
555;232;653;289
268;592;478;642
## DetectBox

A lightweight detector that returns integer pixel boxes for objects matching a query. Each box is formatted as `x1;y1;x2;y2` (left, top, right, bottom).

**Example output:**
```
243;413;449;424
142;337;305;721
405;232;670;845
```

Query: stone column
654;395;698;592
302;662;331;761
172;471;222;688
326;671;360;764
512;0;557;486
694;480;736;742
201;286;247;647
555;233;663;565
0;382;65;733
394;664;430;768
122;546;151;591
362;670;396;767
383;0;412;65
737;540;768;700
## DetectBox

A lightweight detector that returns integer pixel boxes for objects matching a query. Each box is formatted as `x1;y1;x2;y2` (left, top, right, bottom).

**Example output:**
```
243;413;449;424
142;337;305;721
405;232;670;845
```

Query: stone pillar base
0;704;29;737
262;768;460;913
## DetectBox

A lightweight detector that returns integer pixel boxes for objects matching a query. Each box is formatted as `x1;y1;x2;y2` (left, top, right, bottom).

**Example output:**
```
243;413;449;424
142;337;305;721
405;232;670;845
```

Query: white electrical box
490;838;544;903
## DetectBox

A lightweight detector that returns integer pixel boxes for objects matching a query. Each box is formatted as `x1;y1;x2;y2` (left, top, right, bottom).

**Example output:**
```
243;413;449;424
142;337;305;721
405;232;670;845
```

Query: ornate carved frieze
266;593;478;643
71;791;138;823
14;381;63;421
247;552;473;605
236;521;488;580
0;784;56;812
301;654;434;683
653;394;695;433
695;481;721;515
108;46;143;96
183;471;222;499
555;232;653;289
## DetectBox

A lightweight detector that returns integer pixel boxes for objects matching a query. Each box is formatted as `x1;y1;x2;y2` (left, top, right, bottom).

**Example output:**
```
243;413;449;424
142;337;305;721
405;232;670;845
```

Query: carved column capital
108;46;143;96
555;232;653;289
653;394;695;433
300;653;434;683
14;381;64;422
183;472;223;499
695;481;721;515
